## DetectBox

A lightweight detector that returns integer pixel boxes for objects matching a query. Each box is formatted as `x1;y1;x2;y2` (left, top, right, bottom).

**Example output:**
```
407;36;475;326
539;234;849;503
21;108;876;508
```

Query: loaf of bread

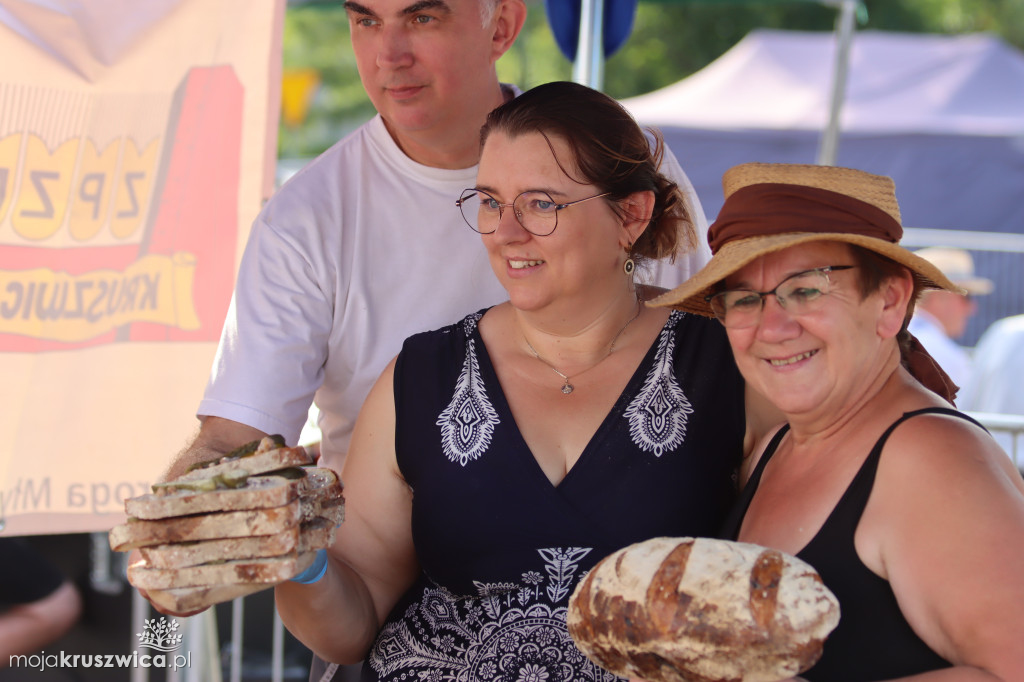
567;537;840;682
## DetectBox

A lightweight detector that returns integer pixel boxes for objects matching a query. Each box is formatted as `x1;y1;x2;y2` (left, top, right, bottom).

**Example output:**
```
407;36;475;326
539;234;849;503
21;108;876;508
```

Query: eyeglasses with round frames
706;265;856;329
455;189;610;236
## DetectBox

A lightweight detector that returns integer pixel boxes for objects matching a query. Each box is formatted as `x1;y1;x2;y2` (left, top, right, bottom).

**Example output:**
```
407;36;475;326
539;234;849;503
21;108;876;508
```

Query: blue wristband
290;548;329;585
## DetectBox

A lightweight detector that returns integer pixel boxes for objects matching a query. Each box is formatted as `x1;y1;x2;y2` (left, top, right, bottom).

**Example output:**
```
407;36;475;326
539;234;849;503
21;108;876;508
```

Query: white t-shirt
199;112;711;457
958;314;1024;459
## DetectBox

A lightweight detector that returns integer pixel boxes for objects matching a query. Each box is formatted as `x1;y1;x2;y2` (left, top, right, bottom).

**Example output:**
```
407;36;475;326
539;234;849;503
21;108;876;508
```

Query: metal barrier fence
122;411;1024;682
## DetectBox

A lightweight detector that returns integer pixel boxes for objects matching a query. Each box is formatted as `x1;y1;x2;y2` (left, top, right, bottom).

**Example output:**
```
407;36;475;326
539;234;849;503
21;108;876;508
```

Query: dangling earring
623;244;635;276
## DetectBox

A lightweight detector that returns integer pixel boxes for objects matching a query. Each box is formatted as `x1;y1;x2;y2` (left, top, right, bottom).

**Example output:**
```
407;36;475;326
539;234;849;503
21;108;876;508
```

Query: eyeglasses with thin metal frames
455;189;611;236
706;265;856;328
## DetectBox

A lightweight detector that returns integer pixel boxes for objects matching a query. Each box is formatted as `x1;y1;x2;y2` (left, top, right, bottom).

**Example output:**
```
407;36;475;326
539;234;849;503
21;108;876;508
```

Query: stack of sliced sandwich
109;436;344;612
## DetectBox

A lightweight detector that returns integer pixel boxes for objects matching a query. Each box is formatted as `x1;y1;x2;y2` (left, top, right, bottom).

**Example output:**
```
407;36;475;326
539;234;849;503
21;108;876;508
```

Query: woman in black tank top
652;163;1024;681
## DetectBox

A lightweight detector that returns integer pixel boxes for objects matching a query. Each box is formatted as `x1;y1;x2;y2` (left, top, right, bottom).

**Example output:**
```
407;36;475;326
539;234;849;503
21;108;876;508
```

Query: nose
489;203;530;244
376;25;413;69
756;295;801;342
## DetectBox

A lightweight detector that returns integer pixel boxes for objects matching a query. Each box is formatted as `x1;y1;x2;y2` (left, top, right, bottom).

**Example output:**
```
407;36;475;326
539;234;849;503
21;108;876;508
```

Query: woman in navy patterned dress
276;82;777;681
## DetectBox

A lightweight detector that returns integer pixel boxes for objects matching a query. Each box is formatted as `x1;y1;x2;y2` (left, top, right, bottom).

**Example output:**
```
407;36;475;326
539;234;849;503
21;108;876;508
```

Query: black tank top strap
818;406;983;541
893;406;985;429
748;426;788;481
718;424;790;539
865;407;985;479
720;407;980;541
906;406;987;432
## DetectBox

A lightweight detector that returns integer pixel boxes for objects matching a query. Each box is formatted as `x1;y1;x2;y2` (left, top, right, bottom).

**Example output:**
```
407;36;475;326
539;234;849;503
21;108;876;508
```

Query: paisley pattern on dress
436;313;500;467
368;547;621;682
624;311;693;457
438;311;693;466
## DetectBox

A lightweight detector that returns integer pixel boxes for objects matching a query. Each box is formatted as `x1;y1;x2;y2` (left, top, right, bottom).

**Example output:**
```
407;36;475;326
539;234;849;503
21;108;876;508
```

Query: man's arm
160;416;270;483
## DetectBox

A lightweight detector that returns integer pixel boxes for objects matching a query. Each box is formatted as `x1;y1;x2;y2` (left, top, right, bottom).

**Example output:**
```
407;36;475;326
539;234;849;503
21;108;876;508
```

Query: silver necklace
523;300;642;395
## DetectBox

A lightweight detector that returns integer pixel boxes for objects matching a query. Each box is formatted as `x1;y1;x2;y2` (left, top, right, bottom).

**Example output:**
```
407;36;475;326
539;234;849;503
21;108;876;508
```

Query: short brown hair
847;244;924;355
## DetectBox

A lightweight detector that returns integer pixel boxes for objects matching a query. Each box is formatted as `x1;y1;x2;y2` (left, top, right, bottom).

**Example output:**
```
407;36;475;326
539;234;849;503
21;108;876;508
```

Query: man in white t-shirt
153;0;710;485
908;246;992;392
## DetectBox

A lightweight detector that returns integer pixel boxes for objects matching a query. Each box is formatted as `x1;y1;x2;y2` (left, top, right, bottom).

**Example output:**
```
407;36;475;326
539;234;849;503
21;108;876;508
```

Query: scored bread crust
567;537;840;682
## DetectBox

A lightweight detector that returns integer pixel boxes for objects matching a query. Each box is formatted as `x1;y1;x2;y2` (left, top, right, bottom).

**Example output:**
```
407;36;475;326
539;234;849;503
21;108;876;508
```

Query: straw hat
650;163;963;316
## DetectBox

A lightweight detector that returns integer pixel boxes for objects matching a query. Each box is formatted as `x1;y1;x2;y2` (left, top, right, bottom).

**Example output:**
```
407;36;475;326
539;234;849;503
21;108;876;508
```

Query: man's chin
380;109;439;137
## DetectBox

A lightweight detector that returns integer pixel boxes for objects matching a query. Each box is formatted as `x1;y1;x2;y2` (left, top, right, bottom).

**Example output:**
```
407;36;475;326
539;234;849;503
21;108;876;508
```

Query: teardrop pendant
561;381;574;394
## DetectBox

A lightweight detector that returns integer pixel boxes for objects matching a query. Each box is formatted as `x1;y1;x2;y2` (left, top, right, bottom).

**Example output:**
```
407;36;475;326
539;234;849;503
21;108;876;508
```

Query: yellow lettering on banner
12;135;79;241
110;138;159;240
0;252;201;341
0;134;20;223
70;139;120;241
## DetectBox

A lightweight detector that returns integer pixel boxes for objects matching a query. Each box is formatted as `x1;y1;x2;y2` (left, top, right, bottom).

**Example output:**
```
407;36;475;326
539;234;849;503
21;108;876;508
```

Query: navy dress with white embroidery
363;309;745;682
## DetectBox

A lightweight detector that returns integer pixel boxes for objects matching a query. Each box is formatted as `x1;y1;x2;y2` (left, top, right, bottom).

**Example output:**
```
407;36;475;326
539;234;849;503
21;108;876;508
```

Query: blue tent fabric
545;0;639;61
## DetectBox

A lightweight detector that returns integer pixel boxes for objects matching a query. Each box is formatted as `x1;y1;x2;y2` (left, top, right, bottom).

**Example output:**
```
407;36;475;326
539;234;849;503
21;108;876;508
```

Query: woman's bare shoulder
884;410;1020;484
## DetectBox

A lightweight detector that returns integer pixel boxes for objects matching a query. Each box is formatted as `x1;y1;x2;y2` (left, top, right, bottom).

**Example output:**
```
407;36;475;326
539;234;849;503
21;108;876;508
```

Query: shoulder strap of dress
827;407;983;535
718;425;790;540
749;425;789;484
881;407;985;441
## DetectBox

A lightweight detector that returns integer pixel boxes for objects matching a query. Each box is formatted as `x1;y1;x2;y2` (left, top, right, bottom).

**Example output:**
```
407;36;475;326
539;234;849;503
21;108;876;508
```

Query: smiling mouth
509;259;544;269
385;85;423;98
768;350;817;366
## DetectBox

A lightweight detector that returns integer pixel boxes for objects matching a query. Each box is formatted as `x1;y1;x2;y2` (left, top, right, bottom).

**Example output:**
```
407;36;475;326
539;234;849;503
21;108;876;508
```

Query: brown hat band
708;184;903;254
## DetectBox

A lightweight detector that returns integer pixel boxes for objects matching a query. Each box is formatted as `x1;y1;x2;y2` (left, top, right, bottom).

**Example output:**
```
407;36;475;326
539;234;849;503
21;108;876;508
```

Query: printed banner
0;0;285;534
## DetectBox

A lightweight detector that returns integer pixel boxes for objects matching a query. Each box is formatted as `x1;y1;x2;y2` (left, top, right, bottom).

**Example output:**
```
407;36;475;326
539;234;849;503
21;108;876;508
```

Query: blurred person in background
908;246;992;392
0;538;82;666
958;313;1024;465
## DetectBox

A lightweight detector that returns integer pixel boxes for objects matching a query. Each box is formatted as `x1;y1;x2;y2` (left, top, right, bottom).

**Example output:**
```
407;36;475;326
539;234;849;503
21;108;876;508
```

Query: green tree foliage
280;0;1024;157
279;3;376;156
